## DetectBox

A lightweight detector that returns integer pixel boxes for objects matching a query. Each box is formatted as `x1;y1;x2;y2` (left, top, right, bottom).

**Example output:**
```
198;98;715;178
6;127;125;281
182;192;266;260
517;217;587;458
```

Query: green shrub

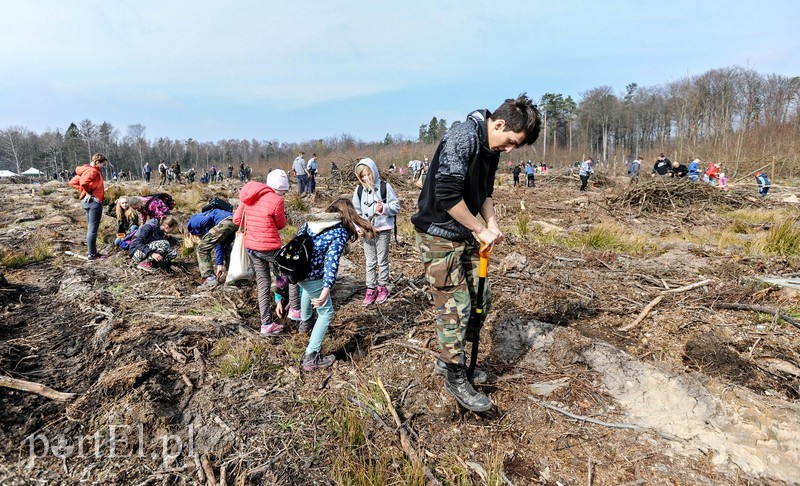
287;195;308;212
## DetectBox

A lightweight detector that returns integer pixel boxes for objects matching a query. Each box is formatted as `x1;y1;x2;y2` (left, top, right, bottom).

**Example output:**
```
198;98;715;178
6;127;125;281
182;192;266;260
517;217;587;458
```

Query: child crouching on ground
352;158;400;305
186;208;237;289
129;216;179;271
297;199;376;371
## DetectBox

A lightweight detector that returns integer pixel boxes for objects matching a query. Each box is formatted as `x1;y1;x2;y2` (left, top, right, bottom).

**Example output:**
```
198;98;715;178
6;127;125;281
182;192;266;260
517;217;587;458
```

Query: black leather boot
434;358;487;384
444;362;493;412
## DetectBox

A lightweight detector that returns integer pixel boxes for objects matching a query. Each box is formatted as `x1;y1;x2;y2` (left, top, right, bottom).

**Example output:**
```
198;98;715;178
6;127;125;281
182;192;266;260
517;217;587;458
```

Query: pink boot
362;288;377;306
376;286;389;304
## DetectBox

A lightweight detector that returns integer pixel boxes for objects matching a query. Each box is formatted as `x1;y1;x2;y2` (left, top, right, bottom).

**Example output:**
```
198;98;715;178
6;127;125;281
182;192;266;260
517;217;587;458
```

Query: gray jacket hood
354;158;382;187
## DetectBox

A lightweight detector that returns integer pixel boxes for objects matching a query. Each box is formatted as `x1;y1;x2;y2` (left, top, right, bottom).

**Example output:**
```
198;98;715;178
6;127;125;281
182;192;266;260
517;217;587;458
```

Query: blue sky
1;0;798;144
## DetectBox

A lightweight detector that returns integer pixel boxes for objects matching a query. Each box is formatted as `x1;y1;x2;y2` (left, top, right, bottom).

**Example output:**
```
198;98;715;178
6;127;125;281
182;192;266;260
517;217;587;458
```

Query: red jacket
705;163;720;179
233;181;286;251
69;164;105;202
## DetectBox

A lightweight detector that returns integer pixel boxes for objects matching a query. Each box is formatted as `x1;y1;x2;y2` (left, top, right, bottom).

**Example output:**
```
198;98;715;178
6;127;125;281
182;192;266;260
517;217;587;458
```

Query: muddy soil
1;174;799;485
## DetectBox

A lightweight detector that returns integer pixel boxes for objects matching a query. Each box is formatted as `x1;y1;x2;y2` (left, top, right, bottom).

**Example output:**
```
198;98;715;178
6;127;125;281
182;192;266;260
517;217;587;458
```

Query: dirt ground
1;171;799;485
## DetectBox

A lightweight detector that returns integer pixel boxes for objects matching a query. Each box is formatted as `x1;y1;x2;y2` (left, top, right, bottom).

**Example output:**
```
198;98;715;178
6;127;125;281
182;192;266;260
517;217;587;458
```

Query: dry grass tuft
0;241;53;268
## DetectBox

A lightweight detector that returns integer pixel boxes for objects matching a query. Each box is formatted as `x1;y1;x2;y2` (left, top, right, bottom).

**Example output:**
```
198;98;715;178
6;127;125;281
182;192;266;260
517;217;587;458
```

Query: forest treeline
1;65;798;179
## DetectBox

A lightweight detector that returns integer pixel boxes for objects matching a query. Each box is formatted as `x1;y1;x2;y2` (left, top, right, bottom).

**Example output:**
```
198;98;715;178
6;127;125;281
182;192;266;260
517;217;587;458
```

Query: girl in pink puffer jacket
233;170;288;335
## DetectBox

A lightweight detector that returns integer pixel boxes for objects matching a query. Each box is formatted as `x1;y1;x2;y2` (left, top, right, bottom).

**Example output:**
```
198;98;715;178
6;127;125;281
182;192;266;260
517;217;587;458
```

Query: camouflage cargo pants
415;231;492;365
196;219;237;278
131;240;177;264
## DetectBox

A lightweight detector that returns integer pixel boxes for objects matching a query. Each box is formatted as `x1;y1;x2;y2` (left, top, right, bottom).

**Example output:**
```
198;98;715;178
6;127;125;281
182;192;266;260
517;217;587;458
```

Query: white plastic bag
225;212;254;283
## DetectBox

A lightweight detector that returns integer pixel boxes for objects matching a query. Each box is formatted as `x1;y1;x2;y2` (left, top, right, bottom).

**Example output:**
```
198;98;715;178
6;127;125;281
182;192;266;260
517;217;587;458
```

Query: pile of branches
614;178;751;213
327;156;415;192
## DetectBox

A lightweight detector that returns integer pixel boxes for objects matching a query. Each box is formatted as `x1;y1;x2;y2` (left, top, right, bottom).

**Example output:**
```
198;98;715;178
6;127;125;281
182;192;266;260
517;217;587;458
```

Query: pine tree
64;123;82;167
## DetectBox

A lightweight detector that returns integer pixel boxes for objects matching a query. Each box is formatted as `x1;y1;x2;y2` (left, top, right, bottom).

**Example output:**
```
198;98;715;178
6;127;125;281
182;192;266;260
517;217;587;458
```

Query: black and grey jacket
411;110;499;241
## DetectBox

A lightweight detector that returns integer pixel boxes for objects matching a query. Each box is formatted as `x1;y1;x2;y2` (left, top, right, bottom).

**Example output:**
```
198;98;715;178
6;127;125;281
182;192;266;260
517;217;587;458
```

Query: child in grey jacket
579;158;594;191
352;158;400;305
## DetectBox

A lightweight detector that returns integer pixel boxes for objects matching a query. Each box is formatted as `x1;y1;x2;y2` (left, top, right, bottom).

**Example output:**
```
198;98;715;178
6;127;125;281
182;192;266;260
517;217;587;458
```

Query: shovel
467;240;492;382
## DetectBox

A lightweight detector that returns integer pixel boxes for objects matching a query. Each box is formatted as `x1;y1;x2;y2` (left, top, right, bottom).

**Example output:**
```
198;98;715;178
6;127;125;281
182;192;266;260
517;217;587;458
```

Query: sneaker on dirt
137;261;154;272
362;288;377;306
302;351;335;371
288;308;301;321
199;276;218;289
260;322;284;336
298;319;314;334
375;286;389;304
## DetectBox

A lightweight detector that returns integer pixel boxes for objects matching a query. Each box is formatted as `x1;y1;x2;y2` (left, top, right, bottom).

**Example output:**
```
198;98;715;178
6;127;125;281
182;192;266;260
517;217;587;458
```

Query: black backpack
275;227;335;283
356;181;399;244
202;196;233;213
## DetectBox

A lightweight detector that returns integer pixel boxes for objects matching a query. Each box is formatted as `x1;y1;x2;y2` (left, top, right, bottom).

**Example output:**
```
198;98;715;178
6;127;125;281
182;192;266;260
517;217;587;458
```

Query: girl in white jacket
352;158;401;305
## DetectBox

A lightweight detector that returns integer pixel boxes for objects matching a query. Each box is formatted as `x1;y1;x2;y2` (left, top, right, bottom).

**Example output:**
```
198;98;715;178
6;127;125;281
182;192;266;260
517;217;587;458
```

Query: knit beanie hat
266;169;290;191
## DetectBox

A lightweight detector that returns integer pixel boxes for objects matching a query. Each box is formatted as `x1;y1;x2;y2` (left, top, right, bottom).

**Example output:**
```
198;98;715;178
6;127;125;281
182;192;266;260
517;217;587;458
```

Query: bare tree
78;119;97;157
0;126;32;174
126;124;148;171
40;130;65;175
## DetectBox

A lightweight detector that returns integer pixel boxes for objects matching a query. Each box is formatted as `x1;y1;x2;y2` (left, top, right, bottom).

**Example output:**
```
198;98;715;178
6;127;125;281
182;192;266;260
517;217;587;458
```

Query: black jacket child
128;219;174;258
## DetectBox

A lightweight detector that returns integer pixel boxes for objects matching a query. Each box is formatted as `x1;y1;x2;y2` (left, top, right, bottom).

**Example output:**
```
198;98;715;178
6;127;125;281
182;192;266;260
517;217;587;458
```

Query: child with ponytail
296;199;376;371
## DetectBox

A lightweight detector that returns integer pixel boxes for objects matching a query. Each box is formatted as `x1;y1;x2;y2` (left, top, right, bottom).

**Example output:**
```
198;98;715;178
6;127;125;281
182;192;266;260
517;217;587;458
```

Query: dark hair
491;93;542;147
326;198;376;242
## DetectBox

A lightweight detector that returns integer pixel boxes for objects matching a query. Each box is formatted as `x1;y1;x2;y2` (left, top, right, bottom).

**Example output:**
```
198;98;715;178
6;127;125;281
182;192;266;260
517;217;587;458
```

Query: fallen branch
663;279;713;294
377;378;441;486
201;454;217;486
555;256;586;263
245;448;288;481
619;279;712;331
346;396;394;433
371;340;438;358
716;303;800;330
618;295;664;332
0;376;76;401
151;312;214;322
529;396;683;442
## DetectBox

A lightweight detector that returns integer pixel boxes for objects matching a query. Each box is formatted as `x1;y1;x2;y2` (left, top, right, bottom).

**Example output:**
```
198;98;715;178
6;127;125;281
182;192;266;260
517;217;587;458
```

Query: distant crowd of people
618;153;769;196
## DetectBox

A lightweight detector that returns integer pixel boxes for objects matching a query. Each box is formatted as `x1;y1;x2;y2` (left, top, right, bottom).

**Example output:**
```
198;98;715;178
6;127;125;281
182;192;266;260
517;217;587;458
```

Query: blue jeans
307;175;316;193
299;279;334;354
84;200;103;257
296;174;308;194
115;224;138;246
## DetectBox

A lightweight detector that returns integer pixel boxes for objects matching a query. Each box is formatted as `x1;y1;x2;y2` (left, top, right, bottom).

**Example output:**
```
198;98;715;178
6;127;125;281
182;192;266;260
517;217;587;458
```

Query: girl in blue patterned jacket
297;199;376;371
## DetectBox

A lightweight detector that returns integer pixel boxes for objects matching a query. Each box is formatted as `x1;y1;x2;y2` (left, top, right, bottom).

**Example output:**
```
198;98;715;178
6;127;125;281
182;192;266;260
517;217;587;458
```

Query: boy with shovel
411;94;541;412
